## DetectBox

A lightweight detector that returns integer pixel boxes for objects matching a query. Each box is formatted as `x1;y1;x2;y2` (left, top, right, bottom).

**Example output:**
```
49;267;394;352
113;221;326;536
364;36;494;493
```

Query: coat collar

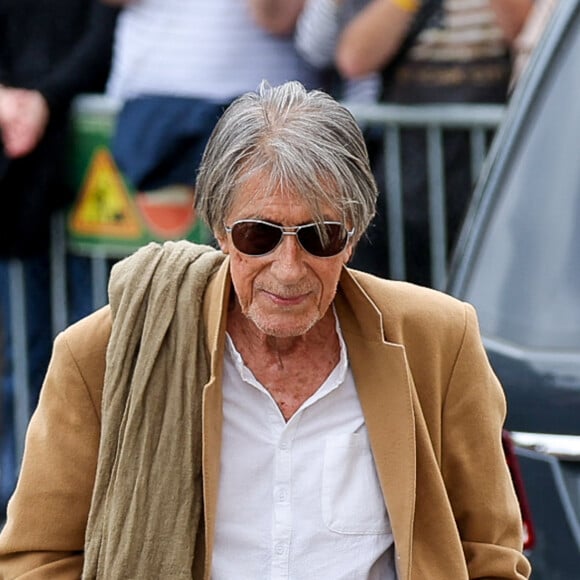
201;260;416;580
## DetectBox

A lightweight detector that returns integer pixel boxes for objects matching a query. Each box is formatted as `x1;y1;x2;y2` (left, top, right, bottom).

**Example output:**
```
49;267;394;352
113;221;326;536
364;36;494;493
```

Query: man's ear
215;232;229;254
343;242;354;264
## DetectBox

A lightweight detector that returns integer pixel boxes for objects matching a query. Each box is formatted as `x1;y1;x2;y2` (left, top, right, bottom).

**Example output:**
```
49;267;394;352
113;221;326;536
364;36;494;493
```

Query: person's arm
489;0;534;44
247;0;306;35
336;0;416;79
0;309;110;578
441;304;531;578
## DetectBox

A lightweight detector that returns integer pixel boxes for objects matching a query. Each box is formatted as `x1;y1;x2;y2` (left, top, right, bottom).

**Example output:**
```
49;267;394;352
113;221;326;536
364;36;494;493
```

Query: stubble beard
243;301;321;340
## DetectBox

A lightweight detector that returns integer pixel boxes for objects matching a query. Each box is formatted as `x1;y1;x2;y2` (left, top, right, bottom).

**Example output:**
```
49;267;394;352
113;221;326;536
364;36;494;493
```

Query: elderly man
0;81;530;579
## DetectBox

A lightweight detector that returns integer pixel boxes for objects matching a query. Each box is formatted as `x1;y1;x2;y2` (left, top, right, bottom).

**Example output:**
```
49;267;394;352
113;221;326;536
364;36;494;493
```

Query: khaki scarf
83;241;225;579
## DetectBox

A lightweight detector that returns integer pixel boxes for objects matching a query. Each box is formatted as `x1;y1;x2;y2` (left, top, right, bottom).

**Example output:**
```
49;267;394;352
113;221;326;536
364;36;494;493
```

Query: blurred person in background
336;0;532;284
0;0;118;520
99;0;320;203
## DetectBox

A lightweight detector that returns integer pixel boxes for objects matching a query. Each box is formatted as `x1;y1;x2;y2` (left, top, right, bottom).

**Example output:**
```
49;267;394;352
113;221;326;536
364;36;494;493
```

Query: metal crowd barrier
2;99;506;497
6;214;112;466
346;102;506;289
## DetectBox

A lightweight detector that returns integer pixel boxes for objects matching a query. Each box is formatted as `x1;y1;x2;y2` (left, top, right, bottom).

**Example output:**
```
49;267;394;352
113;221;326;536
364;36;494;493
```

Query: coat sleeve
441;303;531;579
0;308;110;579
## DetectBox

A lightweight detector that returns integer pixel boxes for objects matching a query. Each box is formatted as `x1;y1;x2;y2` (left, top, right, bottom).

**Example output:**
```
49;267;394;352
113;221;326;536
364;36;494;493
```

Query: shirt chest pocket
322;432;392;535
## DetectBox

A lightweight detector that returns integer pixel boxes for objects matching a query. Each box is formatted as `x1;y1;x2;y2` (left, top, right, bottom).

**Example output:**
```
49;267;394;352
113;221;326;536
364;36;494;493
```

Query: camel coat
0;259;530;579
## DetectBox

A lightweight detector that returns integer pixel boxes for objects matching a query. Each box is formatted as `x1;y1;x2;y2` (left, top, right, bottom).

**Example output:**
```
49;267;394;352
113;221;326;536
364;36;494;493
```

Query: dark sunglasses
224;219;355;258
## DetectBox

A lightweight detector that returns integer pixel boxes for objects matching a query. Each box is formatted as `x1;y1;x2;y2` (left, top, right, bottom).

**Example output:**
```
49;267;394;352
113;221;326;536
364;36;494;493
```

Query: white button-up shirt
212;319;397;580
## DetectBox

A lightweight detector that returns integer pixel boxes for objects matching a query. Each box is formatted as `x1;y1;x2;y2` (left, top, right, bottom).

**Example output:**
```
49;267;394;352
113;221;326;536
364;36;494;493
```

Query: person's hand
0;88;50;158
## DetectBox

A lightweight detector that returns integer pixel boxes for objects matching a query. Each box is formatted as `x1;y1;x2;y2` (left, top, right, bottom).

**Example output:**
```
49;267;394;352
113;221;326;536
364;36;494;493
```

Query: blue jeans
0;253;95;519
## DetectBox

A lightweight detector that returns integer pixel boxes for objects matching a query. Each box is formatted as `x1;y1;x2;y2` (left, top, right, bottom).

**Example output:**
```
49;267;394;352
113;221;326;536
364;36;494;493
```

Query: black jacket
0;0;118;257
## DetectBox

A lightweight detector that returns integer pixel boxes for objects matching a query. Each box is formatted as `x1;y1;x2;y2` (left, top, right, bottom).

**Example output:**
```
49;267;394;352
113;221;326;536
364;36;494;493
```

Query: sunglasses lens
230;221;282;255
298;223;347;257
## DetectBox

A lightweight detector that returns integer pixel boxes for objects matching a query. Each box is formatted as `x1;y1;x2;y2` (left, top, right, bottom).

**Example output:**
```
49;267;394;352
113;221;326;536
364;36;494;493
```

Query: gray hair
195;81;377;239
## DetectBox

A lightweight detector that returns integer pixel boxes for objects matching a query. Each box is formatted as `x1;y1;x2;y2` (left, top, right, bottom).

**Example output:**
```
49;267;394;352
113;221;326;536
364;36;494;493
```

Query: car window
461;9;580;351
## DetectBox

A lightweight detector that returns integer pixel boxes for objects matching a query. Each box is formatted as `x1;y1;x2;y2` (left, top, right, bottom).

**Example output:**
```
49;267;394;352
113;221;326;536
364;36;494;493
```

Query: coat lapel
336;270;416;580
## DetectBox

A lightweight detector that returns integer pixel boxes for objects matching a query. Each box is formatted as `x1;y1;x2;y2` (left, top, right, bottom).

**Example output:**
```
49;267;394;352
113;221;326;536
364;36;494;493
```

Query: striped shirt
107;0;320;102
410;0;509;63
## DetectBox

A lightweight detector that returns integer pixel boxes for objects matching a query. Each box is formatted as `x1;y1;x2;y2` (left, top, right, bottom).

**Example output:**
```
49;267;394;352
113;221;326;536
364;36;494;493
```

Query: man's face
216;175;353;339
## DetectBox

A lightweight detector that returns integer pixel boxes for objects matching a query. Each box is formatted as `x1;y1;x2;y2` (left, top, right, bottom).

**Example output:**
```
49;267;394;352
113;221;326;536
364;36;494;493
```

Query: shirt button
275;543;285;555
279;441;289;450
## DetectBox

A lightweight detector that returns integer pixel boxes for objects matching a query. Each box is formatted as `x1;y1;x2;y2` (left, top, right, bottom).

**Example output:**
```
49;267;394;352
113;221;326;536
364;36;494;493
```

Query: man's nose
270;233;308;279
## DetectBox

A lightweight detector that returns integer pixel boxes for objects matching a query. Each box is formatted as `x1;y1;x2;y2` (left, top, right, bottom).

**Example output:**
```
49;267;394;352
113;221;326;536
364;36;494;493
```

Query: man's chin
246;310;319;339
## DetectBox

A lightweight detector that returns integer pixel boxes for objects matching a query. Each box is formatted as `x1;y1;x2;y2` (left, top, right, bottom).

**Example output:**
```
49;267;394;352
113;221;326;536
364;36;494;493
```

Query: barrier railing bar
8;261;29;466
346;102;505;128
426;126;447;290
50;213;68;336
470;127;488;184
384;126;406;280
91;255;110;311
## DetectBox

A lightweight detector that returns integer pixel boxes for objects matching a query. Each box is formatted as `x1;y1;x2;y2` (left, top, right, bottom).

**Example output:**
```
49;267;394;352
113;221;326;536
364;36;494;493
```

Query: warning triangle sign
69;148;142;239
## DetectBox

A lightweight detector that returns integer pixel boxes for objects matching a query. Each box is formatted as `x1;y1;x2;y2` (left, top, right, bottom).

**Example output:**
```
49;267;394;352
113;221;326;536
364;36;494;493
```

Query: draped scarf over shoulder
83;241;226;579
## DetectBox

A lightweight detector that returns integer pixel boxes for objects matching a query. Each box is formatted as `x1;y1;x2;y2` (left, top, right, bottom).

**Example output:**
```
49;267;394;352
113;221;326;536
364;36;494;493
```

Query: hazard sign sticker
69;148;142;239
